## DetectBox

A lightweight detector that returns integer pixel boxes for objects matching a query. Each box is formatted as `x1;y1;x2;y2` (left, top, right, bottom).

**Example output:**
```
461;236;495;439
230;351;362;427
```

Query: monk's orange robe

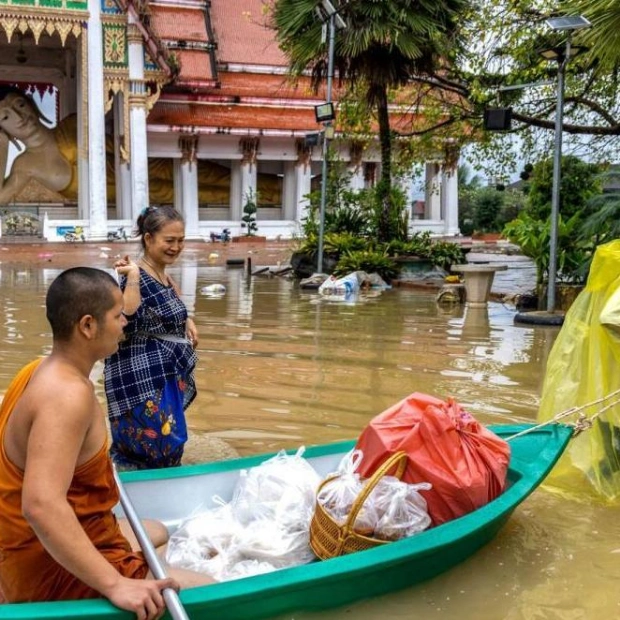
0;359;148;602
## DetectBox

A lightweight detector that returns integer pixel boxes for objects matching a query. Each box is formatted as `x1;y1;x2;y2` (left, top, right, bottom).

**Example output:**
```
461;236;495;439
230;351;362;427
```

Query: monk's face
0;93;40;141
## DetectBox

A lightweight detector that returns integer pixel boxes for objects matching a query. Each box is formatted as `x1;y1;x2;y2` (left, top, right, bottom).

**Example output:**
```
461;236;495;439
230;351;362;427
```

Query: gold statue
0;86;72;204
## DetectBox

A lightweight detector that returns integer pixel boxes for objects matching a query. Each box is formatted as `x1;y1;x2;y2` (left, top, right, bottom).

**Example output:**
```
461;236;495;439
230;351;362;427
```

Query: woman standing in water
104;206;199;469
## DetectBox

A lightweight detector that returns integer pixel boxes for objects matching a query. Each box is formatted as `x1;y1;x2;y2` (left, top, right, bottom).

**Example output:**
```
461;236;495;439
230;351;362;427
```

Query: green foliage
473;187;504;232
297;231;367;259
385;232;465;270
503;211;591;287
333;250;400;282
241;189;259;236
580;167;620;246
526;156;602;221
367;181;410;243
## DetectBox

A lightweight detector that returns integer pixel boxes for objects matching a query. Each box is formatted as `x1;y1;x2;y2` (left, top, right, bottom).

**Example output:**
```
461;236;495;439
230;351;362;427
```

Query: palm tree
271;0;468;241
569;0;620;70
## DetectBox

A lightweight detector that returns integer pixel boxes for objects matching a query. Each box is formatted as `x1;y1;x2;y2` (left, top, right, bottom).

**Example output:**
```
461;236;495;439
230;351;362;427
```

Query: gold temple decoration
179;134;199;166
0;13;84;46
295;139;312;171
240;137;260;169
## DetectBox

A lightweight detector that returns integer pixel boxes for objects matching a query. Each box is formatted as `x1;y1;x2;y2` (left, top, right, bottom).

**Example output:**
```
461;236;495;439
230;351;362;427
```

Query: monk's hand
107;575;179;620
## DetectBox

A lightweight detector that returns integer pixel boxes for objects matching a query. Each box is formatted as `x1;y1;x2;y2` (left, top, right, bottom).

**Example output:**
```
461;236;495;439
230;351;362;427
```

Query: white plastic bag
231;447;321;528
318;273;360;296
164;500;242;580
232;518;316;568
316;450;378;533
369;476;432;540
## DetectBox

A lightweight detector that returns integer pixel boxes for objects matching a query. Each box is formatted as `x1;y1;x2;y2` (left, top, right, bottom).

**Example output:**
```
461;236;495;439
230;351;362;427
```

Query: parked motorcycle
64;226;85;243
107;226;128;242
210;228;231;243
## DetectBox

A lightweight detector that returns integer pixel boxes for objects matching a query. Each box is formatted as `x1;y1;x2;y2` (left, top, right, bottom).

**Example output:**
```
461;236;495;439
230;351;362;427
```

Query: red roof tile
210;0;287;66
175;50;215;84
149;6;209;42
148;101;321;132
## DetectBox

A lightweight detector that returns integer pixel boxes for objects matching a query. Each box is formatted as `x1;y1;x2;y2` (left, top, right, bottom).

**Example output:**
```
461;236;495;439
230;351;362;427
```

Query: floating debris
201;283;226;296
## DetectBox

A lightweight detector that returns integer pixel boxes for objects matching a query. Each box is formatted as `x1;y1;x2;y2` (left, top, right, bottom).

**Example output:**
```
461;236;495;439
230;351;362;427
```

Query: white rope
506;387;620;442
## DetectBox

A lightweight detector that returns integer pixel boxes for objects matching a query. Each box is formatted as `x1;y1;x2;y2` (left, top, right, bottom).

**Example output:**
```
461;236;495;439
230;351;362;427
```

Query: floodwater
1;244;619;619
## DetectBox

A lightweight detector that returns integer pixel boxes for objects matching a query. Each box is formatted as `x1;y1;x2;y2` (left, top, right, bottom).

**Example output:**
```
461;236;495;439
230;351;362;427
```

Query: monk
0;267;213;619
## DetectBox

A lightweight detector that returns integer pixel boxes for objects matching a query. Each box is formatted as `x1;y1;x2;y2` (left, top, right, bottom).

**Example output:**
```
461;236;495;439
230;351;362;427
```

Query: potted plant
234;189;266;243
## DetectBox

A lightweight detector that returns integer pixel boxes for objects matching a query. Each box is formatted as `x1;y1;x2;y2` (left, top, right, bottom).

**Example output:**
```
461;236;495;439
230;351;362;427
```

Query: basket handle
343;450;408;533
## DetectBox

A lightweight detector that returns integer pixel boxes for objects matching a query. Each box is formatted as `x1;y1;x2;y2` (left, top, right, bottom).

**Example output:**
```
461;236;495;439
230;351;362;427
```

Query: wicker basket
309;451;408;559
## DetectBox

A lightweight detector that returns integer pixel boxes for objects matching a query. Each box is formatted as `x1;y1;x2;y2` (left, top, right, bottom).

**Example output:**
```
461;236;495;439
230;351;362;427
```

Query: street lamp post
314;0;346;275
316;12;336;275
542;15;591;313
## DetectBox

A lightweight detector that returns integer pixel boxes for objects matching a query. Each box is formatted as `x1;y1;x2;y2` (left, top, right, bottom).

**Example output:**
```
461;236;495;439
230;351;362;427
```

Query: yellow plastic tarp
538;239;620;501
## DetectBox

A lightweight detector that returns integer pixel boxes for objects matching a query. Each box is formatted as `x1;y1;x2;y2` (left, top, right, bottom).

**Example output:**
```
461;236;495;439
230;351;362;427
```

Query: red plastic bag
355;393;511;526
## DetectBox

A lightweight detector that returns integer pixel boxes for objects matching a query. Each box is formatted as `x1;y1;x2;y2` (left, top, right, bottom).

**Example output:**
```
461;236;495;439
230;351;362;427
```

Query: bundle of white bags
165;448;321;581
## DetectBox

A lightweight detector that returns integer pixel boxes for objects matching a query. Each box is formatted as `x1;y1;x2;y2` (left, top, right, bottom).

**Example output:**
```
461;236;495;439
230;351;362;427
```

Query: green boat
0;423;571;620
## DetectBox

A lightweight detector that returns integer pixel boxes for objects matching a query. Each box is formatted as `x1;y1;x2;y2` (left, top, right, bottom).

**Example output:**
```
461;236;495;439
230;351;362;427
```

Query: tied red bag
355;393;511;526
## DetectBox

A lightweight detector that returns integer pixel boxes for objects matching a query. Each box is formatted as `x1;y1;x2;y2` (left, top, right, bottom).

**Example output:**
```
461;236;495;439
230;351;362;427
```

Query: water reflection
2;252;617;620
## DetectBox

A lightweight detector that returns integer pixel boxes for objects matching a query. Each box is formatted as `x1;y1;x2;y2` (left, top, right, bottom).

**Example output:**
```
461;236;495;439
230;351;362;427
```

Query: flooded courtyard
1;242;618;619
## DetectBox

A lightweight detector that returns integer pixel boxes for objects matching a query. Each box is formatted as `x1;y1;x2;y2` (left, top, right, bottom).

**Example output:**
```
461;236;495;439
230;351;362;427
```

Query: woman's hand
186;317;199;349
114;255;140;279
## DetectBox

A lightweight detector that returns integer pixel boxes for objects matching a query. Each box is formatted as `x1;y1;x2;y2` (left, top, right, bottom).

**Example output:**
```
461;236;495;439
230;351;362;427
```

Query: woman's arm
114;255;141;316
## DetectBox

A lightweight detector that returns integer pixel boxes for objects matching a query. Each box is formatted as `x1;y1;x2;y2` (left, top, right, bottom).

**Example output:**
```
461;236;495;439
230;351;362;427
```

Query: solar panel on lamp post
540;14;591;313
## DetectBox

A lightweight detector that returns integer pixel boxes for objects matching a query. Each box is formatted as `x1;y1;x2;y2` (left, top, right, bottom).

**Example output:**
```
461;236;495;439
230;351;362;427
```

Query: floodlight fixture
545;15;591;31
315;102;335;123
539;44;588;61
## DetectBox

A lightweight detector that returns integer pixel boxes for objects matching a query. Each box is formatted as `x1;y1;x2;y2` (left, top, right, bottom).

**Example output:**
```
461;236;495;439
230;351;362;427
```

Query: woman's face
144;220;186;266
0;93;40;141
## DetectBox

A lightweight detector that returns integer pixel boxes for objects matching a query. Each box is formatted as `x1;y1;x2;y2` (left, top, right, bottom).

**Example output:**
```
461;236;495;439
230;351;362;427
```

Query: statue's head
0;85;52;145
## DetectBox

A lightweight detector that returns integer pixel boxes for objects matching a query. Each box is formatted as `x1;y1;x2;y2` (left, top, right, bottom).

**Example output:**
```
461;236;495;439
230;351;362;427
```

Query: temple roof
148;1;218;89
149;5;209;41
144;2;429;137
209;0;287;67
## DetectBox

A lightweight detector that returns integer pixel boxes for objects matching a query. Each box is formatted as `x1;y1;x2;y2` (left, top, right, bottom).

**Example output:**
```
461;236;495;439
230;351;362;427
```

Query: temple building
0;0;460;241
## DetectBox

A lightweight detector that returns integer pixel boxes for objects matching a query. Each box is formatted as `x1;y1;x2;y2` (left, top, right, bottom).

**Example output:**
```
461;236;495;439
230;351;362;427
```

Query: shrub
333;250;400;282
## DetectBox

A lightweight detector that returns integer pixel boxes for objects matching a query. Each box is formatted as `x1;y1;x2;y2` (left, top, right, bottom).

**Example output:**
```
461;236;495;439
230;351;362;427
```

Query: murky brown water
1;245;619;619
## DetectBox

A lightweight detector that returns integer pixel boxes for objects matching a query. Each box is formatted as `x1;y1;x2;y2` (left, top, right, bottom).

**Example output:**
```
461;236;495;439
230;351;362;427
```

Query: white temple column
347;142;364;191
177;135;200;239
239;137;258;220
425;162;442;220
127;19;149;220
113;92;132;220
230;161;242;222
86;0;108;239
76;35;89;223
441;165;460;235
294;140;312;222
282;161;296;220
